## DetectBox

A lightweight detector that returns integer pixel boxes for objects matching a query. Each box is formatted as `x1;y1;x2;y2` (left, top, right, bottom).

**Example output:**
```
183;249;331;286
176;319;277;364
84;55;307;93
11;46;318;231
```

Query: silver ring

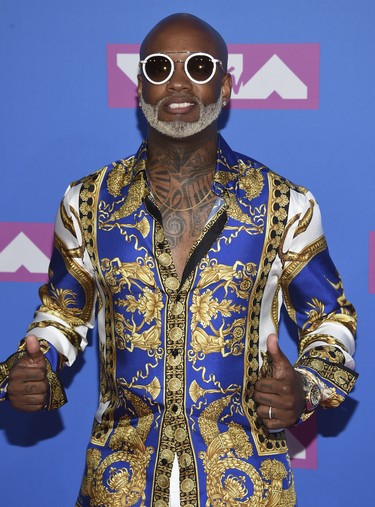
268;406;273;419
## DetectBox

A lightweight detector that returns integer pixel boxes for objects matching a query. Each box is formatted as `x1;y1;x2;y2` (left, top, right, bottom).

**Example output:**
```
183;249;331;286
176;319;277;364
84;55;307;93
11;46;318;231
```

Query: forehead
142;23;220;57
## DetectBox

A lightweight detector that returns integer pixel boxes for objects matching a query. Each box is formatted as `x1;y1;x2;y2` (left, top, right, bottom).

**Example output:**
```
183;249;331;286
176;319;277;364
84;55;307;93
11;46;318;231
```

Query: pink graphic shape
107;43;319;110
288;413;317;469
107;44;140;108
370;231;375;293
0;222;54;282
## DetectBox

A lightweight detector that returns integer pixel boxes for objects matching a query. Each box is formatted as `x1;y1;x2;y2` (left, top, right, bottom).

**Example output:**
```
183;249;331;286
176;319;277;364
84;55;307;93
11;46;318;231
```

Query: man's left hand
254;334;306;430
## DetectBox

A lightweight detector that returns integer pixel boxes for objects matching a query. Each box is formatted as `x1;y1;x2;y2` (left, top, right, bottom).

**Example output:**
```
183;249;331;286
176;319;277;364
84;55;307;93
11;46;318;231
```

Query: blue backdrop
0;1;373;505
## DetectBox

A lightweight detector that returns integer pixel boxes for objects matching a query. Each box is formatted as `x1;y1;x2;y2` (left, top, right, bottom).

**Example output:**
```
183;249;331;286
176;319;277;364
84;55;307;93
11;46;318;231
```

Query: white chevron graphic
0;232;50;273
233;54;307;99
117;53;140;85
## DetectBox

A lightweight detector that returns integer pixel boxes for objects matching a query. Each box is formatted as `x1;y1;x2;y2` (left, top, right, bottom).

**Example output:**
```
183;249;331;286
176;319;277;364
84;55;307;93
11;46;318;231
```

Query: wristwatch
299;371;322;412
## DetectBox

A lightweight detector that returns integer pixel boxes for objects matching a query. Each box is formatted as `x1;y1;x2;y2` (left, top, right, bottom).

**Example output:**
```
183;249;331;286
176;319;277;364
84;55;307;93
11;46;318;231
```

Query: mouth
169;102;195;110
162;97;198;115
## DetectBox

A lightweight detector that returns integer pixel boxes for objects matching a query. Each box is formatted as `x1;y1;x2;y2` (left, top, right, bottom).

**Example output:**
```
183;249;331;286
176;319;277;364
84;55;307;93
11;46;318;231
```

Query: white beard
140;95;222;138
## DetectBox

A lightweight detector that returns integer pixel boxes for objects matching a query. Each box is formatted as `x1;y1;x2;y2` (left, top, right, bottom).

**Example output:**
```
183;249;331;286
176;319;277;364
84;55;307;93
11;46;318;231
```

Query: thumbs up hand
254;334;306;430
7;335;48;412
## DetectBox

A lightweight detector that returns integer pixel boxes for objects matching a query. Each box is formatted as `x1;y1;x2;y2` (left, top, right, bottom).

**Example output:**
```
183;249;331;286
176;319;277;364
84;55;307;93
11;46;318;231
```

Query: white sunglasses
139;51;224;85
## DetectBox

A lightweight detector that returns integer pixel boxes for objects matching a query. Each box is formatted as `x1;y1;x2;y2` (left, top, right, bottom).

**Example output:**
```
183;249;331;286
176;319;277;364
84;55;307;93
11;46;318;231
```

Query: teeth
169;102;193;109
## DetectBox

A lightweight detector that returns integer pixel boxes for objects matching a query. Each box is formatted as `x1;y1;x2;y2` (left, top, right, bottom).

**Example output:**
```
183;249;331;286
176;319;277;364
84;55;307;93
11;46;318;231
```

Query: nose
166;61;192;91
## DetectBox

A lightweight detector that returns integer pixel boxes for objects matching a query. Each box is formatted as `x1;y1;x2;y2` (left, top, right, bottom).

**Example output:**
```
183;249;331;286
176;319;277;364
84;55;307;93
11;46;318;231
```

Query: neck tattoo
149;181;213;211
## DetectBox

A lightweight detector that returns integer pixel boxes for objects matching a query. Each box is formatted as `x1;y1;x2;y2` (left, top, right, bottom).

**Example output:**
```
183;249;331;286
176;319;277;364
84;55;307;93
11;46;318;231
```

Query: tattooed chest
160;201;214;279
162;208;206;250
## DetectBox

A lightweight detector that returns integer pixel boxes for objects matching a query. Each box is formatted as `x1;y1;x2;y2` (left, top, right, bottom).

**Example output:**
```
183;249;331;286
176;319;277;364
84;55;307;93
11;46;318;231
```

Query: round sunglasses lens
145;56;171;83
187;55;214;82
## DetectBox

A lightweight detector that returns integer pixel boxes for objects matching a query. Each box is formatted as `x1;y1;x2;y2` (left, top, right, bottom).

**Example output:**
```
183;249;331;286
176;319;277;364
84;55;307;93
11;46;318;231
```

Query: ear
221;72;232;103
137;74;143;102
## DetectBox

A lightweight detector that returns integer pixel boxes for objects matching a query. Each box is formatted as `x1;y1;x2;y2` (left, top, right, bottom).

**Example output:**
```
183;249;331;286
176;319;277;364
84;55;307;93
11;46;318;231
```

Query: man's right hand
7;335;48;411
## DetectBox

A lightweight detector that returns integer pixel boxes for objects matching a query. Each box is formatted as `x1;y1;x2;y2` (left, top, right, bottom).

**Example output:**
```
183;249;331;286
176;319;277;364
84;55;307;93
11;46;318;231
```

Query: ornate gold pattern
78;168;118;406
108;171;146;222
224;192;265;233
152;221;198;506
296;357;357;396
237;159;265;200
54;231;96;323
27;319;82;351
198;395;296;506
106;159;134;197
299;334;348;356
81;389;154;507
243;173;291;456
280;236;327;322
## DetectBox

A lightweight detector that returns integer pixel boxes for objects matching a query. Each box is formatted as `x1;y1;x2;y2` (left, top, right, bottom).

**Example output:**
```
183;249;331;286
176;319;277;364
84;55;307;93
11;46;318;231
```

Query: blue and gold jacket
1;136;357;507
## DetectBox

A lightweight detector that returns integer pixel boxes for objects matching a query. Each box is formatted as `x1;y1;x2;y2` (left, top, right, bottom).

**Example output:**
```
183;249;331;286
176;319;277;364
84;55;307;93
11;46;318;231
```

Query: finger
254;388;285;409
256;404;292;430
255;377;284;395
7;374;48;394
266;334;288;364
266;334;293;379
24;335;47;369
257;404;285;422
255;377;297;399
11;396;47;412
9;359;47;382
8;381;48;411
25;335;43;359
260;415;286;430
266;333;279;355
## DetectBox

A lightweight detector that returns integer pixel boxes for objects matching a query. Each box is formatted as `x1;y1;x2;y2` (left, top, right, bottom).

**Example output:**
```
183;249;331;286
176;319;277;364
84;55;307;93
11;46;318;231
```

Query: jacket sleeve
279;188;358;418
0;181;98;410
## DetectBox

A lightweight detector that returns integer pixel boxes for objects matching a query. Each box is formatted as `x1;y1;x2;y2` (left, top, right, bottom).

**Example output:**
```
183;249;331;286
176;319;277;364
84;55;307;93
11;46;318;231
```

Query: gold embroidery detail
107;160;133;197
243;173;290;456
109;170;146;221
197;395;295;505
238;159;265;200
82;390;154;507
225;191;265;232
296;357;357;396
299;334;348;356
280;236;327;322
152;221;198;506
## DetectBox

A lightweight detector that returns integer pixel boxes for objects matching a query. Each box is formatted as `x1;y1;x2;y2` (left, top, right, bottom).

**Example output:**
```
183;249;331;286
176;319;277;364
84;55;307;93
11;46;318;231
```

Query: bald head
140;13;228;71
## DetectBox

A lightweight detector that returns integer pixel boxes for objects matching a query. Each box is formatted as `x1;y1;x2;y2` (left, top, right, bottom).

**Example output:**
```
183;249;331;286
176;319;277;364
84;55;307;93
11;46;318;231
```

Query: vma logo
107;43;319;110
287;415;317;469
0;222;54;282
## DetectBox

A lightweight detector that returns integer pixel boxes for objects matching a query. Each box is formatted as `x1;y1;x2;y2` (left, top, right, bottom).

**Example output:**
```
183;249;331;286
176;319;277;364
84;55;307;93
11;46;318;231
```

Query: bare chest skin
147;137;217;281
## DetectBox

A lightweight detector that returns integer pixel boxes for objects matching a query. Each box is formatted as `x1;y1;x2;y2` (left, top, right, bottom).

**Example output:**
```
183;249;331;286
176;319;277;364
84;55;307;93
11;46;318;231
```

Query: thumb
266;334;291;377
25;335;45;364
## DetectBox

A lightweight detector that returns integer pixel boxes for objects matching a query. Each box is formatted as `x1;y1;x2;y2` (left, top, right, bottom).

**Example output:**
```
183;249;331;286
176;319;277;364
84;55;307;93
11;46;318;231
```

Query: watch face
309;384;321;408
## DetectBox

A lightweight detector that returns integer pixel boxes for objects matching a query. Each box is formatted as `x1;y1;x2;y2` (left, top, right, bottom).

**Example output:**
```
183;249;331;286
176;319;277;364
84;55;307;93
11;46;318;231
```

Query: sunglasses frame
139;51;224;85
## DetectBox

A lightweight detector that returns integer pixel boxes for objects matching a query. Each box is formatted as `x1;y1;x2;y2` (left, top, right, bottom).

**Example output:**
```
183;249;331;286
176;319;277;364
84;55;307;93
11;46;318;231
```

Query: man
0;13;357;507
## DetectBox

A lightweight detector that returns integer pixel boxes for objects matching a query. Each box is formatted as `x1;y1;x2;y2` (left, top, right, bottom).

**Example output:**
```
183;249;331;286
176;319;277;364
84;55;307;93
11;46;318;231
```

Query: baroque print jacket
0;136;357;507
